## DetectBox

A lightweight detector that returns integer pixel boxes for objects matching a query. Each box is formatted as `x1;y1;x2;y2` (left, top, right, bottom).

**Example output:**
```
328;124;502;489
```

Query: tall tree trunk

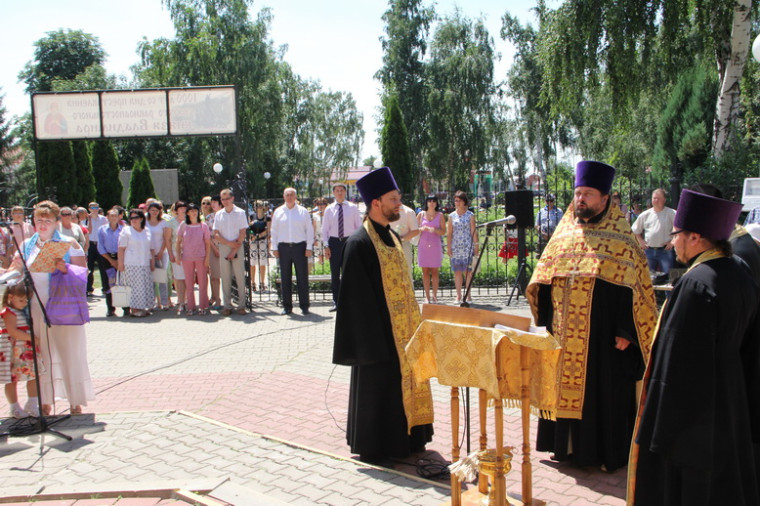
712;0;752;158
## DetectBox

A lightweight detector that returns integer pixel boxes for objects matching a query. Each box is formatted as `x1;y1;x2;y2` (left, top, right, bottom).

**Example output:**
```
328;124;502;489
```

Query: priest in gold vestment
332;167;434;463
527;161;656;472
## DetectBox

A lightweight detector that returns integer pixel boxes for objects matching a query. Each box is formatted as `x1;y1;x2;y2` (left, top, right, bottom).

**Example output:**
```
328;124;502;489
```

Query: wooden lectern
407;304;559;506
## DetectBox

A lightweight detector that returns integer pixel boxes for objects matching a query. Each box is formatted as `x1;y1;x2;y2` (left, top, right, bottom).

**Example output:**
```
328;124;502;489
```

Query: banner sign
101;90;168;137
32;86;237;141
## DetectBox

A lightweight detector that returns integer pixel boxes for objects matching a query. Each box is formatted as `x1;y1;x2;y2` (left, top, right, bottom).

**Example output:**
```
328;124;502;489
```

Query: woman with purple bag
12;201;94;416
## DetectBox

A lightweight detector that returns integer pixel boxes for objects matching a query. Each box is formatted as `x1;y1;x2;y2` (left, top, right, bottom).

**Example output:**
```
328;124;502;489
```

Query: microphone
477;215;517;228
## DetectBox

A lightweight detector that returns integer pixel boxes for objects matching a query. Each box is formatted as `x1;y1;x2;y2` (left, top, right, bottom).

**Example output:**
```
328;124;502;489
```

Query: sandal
70;405;83;415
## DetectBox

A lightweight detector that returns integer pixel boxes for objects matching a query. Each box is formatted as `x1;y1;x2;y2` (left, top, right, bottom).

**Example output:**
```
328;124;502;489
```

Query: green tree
19;29;106;93
536;0;752;158
72;140;96;205
127;157;156;209
37;141;76;204
377;0;435;194
136;0;280;198
380;94;414;196
426;11;495;194
652;63;719;197
91;140;122;209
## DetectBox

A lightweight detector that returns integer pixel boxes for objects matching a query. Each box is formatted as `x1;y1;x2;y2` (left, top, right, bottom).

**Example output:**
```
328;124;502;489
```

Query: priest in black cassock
527;161;657;472
628;189;760;506
332;167;434;463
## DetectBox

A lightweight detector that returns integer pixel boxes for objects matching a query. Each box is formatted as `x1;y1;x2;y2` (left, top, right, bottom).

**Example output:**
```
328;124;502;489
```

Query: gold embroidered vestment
527;204;656;420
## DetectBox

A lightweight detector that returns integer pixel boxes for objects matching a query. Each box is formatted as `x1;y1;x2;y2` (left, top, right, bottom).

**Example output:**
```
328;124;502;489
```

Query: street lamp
373;158;383;169
263;171;271;199
213;162;223;174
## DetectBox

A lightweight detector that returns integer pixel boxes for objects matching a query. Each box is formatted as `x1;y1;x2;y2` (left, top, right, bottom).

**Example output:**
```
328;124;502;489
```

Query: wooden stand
417;304;549;506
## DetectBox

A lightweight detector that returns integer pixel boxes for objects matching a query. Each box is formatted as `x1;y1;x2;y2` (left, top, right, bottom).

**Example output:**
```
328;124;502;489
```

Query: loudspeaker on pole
503;190;534;228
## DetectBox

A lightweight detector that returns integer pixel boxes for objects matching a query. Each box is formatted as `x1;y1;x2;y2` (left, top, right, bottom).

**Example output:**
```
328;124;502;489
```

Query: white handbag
111;272;131;308
152;267;168;283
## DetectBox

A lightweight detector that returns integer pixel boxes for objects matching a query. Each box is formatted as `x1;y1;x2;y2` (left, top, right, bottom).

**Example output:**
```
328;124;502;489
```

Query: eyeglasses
669;229;686;237
201;202;211;206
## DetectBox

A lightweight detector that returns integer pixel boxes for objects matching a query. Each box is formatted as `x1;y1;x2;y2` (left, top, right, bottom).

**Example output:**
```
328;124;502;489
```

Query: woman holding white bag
117;208;155;317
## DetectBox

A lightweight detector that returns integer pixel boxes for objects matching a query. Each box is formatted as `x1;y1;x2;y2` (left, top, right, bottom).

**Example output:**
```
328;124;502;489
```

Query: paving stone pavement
0;291;627;505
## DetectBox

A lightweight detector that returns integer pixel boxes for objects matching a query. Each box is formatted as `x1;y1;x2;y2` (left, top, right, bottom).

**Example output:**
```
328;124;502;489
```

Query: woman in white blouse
118;209;155;317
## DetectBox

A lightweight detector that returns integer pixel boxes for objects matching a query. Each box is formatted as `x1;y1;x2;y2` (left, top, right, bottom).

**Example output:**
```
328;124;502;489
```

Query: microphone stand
460;223;497;309
0;224;71;440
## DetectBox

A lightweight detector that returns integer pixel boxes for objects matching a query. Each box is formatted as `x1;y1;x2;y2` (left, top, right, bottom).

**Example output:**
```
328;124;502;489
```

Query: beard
383;207;401;222
574;202;603;220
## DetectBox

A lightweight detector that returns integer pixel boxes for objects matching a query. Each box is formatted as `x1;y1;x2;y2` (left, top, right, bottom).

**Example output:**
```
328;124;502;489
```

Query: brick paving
0;292;626;505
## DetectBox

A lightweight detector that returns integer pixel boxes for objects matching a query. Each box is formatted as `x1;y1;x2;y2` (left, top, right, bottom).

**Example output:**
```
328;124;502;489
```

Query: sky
1;0;542;162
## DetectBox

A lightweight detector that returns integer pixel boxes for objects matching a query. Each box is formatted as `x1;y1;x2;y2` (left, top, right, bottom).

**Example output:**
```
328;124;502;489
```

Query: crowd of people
1;163;759;503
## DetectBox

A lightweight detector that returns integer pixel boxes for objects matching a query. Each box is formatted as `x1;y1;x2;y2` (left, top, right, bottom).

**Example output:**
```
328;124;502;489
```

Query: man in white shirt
85;201;108;295
390;202;420;276
631;188;677;276
212;188;249;316
271;187;314;315
321;183;362;311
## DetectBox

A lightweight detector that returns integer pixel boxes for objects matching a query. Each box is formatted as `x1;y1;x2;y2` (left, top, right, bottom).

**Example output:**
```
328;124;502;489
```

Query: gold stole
364;219;434;432
625;248;725;505
550;276;596;418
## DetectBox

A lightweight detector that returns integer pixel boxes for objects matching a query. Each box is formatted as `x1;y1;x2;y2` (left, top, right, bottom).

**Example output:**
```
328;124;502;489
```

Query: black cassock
535;278;643;471
332;220;433;459
633;255;760;505
731;232;760;284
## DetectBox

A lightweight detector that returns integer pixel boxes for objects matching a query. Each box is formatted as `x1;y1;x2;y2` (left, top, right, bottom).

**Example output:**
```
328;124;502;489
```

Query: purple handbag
47;264;90;325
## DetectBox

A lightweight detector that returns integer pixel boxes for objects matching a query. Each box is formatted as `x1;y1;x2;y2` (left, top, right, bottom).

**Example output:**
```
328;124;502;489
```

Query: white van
742;178;760;211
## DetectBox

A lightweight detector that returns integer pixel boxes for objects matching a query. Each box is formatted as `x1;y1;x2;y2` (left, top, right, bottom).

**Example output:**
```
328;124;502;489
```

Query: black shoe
328;303;337;312
106;309;116;317
280;308;292;315
301;308;310;315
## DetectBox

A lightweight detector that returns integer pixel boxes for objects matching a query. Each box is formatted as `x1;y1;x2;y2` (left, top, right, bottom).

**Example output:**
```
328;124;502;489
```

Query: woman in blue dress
447;190;478;304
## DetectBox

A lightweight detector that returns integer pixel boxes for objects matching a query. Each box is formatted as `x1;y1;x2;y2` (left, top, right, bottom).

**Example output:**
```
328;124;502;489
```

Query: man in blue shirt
97;209;125;317
535;193;563;253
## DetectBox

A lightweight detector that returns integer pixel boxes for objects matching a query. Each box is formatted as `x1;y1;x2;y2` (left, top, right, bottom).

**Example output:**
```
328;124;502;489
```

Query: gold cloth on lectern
406;320;560;419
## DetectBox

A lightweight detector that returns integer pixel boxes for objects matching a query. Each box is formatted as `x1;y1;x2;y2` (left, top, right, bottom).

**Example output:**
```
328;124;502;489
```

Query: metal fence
243;204;545;307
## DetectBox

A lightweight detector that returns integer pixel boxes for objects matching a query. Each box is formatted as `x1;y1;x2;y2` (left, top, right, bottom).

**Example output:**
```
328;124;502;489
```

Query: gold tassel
449;451;480;482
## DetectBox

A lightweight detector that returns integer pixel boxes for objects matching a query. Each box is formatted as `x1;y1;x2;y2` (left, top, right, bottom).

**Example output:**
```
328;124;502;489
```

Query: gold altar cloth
406;320;560;418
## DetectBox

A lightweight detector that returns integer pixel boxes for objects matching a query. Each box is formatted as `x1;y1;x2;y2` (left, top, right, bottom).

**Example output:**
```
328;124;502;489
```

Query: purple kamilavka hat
674;189;742;241
575;161;616;194
356;167;399;204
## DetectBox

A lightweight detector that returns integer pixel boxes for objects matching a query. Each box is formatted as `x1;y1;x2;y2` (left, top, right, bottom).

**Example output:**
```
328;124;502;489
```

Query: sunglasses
89;206;99;209
60;213;72;216
201;202;211;205
129;215;141;220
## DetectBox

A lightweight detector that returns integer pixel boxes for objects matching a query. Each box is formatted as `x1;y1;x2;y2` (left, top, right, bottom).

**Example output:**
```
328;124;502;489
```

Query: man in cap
628;189;760;505
321;182;362;312
527;160;657;472
535;193;563;253
332;167;433;463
